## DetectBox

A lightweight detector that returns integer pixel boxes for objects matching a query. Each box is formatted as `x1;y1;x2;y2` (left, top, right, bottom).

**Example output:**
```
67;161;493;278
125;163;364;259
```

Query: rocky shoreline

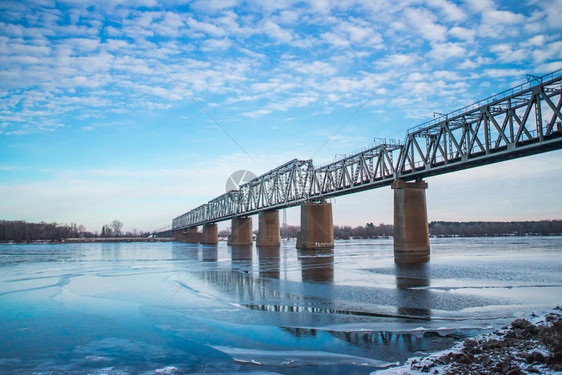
375;307;562;375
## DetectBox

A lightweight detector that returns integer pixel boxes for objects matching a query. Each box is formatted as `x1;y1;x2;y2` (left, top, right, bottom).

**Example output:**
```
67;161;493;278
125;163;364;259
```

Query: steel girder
172;69;562;231
396;69;562;179
309;142;403;198
173;159;314;229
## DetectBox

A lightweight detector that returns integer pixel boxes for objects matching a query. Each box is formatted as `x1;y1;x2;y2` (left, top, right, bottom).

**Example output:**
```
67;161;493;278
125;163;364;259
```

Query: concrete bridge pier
174;227;201;243
392;179;430;264
185;226;202;243
296;200;334;250
256;210;280;246
201;223;218;244
227;217;253;245
173;230;184;242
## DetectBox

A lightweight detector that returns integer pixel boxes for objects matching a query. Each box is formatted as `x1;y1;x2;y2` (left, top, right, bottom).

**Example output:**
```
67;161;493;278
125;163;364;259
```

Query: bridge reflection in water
178;243;465;360
195;245;432;318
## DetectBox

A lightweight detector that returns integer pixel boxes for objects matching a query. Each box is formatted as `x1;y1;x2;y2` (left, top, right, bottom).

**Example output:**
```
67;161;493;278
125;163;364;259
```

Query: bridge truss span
309;141;403;198
173;159;315;229
172;69;562;231
397;70;562;179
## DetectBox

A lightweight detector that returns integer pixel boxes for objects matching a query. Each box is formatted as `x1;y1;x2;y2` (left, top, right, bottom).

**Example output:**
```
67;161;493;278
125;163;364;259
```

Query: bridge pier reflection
230;244;253;272
395;262;431;319
257;245;280;279
201;244;218;262
297;248;334;283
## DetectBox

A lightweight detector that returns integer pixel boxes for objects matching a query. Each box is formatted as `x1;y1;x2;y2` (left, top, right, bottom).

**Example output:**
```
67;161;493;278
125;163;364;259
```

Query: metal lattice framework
172;69;562;231
309;141;403;198
397;70;562;179
173;159;314;229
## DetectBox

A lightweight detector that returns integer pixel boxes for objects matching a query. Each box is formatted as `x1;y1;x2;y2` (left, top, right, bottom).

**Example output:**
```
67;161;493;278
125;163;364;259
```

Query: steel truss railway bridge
171;69;562;263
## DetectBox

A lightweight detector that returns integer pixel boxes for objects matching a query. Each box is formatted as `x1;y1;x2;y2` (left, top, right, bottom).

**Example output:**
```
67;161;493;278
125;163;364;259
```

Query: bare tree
110;220;124;237
101;225;112;237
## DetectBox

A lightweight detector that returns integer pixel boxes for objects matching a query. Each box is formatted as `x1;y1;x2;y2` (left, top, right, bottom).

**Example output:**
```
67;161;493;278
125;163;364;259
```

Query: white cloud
449;27;476;43
250;79;296;92
190;0;237;12
482;68;524;78
403;7;448;42
458;56;492;69
374;53;417;69
490;43;526;63
201;38;233;51
536;61;562;74
242;109;272;117
478;10;526;38
465;0;494;12
322;31;350;48
428;42;466;60
267;94;318;111
187;17;227;37
539;0;562;29
261;20;293;43
290;60;337;75
335;19;383;47
425;0;466;22
531;41;562;63
277;9;301;24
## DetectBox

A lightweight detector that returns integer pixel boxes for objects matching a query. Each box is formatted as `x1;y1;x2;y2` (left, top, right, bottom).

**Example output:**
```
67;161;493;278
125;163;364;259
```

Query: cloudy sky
1;0;561;233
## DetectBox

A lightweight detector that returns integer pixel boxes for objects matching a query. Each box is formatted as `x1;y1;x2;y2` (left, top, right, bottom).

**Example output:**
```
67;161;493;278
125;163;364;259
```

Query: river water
1;237;561;374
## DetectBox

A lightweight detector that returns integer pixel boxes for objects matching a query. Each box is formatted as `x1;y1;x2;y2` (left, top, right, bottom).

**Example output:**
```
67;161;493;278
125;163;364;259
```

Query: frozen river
1;237;561;374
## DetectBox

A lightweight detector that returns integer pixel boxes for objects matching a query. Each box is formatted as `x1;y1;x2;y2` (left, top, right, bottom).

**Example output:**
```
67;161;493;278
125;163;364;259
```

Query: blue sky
1;0;561;233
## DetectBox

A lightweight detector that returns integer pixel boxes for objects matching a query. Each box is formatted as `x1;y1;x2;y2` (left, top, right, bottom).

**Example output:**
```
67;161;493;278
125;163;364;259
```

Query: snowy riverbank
373;307;562;375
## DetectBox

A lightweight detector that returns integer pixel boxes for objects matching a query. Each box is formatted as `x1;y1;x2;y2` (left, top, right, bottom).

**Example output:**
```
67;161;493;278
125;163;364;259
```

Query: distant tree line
280;225;299;239
429;220;562;237
0;221;86;242
333;223;394;239
0;220;147;242
3;219;561;243
277;223;393;240
280;221;562;240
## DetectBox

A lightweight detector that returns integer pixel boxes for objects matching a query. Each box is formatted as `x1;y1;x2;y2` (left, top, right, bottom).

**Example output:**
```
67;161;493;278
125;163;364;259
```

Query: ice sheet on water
190;371;283;375
210;345;397;368
154;366;179;374
293;320;492;339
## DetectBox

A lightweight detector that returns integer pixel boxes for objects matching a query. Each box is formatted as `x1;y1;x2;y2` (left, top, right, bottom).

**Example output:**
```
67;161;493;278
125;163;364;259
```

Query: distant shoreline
0;237;174;244
2;234;562;245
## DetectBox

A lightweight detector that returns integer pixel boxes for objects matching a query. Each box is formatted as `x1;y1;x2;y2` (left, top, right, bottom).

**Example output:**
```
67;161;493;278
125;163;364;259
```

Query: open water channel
1;237;561;374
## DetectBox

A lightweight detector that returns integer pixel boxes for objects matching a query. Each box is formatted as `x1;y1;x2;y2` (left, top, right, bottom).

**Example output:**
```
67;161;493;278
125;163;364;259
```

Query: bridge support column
173;230;184;242
256;210;280;246
392;179;430;263
296;201;334;250
201;223;218;244
183;226;202;243
228;217;253;245
173;227;201;243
